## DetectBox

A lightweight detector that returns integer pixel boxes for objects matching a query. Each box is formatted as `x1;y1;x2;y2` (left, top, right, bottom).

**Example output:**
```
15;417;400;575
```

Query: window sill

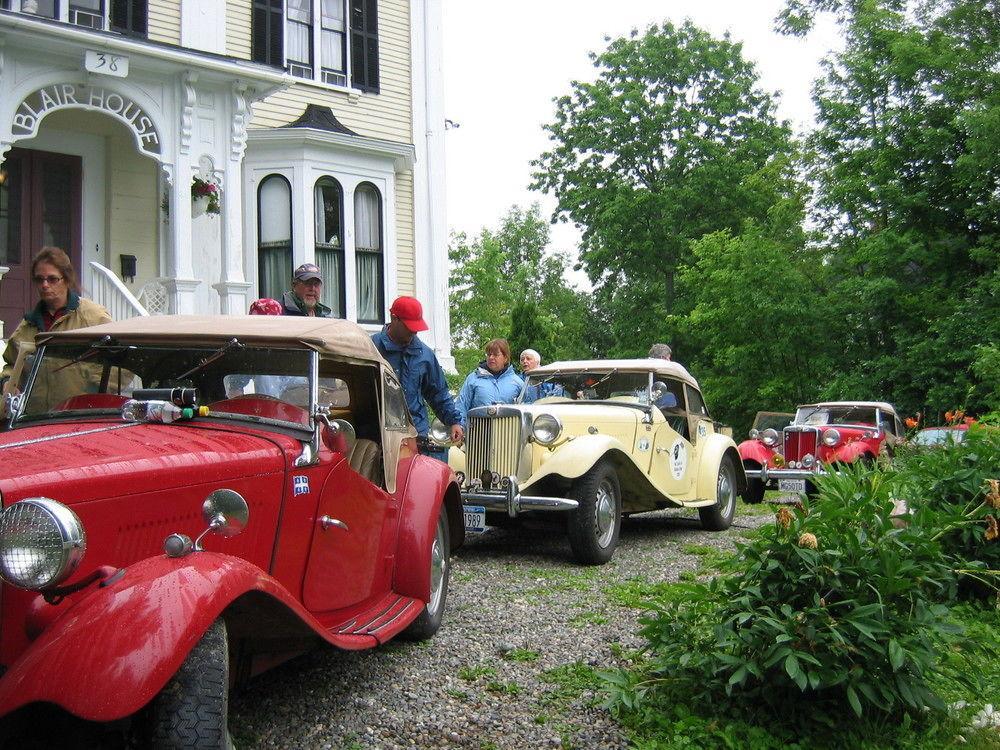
288;76;364;103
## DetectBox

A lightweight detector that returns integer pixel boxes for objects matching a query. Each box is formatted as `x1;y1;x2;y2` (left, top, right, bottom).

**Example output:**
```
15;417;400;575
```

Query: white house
0;0;453;366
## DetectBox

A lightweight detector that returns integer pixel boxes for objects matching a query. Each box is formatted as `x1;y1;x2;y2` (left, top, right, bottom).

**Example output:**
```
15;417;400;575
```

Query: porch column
212;81;252;315
163;159;201;314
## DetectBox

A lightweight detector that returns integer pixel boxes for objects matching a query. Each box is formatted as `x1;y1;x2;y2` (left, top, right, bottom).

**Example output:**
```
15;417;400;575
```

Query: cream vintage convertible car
442;359;746;565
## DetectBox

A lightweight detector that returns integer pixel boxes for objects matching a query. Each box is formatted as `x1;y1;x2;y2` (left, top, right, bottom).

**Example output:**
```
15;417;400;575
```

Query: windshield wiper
51;335;114;374
172;338;244;381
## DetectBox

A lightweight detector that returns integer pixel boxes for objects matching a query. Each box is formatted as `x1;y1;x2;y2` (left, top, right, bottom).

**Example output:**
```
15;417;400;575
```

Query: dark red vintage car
0;315;464;746
739;401;904;502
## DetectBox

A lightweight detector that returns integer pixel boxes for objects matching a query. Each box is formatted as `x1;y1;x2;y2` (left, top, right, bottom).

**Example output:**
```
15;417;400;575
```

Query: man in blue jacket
371;296;464;461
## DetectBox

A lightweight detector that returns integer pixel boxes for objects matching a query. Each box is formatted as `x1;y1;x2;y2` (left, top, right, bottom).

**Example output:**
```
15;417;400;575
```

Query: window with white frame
354;183;383;324
252;0;378;93
314;177;345;317
6;0;147;34
258;175;293;302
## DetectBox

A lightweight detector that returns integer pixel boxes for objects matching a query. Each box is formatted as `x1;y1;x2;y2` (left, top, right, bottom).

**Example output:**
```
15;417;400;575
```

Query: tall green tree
778;0;1000;418
448;205;595;377
532;20;797;355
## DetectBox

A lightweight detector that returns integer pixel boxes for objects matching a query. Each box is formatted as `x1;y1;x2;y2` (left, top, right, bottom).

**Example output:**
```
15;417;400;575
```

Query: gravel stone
230;507;771;748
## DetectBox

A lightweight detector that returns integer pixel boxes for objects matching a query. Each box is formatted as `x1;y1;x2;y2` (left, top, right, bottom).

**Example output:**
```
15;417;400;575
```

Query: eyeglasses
295;279;322;288
33;275;64;285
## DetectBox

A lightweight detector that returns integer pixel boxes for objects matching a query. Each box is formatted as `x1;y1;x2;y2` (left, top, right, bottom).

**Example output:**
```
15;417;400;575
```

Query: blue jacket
522;380;563;404
371;328;461;436
456;362;524;424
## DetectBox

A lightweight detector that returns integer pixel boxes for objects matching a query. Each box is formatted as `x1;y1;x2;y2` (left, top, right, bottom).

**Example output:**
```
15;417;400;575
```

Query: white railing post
88;262;149;320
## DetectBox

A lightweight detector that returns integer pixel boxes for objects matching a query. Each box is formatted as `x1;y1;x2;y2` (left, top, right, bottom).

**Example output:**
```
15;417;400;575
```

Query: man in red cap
372;296;463;460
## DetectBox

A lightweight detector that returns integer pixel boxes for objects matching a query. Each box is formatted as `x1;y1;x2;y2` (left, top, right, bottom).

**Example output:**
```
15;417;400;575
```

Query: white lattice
138;280;169;316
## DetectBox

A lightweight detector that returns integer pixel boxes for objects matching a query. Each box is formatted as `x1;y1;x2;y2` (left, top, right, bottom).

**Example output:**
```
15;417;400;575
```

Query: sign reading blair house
12;83;160;156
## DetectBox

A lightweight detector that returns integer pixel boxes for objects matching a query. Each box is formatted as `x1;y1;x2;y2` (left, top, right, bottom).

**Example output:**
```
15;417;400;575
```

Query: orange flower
904;417;918;429
776;507;793;531
986;479;1000;510
945;410;954;423
798;532;819;549
985;515;998;542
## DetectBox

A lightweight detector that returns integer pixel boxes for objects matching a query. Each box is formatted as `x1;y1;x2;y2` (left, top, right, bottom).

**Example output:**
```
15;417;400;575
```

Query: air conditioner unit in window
70;9;105;29
288;63;313;79
322;71;348;87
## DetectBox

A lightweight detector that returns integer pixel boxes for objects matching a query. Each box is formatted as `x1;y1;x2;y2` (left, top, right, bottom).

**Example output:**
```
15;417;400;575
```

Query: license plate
463;505;486;533
778;479;806;493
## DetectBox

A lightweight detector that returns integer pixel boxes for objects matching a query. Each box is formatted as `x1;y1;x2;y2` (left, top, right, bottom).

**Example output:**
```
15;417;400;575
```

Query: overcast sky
441;1;840;272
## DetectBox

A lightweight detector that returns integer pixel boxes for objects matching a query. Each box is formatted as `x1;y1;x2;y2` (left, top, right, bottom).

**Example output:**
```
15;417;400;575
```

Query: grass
459;664;497;681
504;648;541;662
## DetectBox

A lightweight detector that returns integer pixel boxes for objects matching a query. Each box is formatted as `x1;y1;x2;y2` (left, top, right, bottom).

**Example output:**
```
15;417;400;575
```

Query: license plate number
464;505;486;533
778;479;806;493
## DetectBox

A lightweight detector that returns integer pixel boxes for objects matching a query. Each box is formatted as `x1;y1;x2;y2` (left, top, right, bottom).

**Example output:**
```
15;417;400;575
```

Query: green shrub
614;465;962;720
892;424;1000;590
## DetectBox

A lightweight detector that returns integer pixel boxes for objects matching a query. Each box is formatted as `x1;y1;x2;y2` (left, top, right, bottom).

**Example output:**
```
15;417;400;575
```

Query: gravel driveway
230;506;770;749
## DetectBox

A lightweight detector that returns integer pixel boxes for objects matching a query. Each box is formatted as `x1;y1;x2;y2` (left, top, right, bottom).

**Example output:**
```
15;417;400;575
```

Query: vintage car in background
448;359;745;565
0;315;463;746
739;401;904;502
910;423;971;448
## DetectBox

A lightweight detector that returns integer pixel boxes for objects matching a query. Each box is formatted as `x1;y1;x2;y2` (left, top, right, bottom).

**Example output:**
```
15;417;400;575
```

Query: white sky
441;1;841;277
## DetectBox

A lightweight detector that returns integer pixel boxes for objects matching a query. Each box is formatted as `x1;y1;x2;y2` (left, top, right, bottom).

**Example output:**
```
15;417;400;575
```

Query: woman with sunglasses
1;247;112;388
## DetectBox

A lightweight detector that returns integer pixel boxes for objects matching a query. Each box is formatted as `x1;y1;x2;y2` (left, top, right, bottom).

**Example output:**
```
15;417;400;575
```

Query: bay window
354;183;383;324
314;177;345;317
257;175;293;302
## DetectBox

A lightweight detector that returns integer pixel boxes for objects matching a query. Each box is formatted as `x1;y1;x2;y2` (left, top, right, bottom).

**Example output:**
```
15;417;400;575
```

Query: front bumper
461;476;578;517
745;465;829;482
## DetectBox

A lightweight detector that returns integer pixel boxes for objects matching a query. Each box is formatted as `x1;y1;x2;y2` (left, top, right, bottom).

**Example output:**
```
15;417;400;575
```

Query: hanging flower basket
191;175;221;215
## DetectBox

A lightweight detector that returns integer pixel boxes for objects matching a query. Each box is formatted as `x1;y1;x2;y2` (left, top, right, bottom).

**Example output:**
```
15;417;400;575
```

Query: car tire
742;462;765;504
400;505;450;641
567;459;622;565
699;456;737;531
149;618;232;750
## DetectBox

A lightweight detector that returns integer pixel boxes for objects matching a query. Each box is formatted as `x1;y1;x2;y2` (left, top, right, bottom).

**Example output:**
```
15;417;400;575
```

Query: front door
0;148;82;336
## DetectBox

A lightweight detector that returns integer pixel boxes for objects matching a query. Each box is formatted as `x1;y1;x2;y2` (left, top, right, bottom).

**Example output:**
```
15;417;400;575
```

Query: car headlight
532;414;562;445
0;498;86;590
760;428;780;447
822;428;841;447
429;419;450;445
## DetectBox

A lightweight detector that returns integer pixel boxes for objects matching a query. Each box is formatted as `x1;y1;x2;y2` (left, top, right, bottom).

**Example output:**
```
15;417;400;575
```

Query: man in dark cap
281;263;333;317
372;295;463;460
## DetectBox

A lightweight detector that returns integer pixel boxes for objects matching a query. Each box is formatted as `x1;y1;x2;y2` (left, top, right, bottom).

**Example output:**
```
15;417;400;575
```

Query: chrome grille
466;415;521;481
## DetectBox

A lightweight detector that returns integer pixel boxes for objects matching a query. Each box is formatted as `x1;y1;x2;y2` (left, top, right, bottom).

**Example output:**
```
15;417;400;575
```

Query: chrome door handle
319;515;348;531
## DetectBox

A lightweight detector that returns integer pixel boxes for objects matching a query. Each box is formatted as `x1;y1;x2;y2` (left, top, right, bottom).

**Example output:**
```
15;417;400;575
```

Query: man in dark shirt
280;263;334;317
371;296;463;460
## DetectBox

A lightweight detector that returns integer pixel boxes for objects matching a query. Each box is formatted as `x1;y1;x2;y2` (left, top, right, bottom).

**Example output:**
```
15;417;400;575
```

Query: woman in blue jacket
457;338;524;423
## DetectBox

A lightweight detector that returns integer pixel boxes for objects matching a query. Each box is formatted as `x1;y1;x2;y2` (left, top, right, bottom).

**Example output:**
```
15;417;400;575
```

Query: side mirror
202;489;249;538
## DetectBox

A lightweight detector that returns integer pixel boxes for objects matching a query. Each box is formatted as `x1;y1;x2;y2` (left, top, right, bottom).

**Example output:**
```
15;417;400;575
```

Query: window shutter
131;0;147;35
110;0;147;36
349;0;379;93
252;0;284;66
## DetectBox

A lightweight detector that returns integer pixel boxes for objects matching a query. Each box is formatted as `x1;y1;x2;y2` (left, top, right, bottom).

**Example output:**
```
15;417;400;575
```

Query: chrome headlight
760;428;780;447
531;413;562;445
822;428;841;447
0;498;86;590
429;419;450;446
802;453;815;468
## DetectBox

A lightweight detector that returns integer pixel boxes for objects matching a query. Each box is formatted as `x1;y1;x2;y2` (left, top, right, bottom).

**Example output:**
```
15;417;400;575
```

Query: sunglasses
33;275;64;285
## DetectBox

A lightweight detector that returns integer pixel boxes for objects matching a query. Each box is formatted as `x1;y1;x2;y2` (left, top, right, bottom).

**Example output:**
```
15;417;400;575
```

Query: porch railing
89;262;149;320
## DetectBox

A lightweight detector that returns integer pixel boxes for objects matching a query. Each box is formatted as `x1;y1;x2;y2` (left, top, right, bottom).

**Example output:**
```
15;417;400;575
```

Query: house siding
226;0;252;60
148;0;182;46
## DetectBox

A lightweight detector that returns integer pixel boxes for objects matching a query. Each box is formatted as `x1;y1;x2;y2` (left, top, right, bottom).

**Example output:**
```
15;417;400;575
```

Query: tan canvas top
37;315;385;364
802;401;898;416
531;358;700;390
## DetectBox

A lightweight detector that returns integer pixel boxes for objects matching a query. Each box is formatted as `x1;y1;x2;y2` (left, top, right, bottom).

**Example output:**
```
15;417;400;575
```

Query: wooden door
0;148;82;336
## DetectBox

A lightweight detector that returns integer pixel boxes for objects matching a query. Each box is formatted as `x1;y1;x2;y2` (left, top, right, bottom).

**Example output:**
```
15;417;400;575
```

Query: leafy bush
892;424;1000;588
612;466;963;721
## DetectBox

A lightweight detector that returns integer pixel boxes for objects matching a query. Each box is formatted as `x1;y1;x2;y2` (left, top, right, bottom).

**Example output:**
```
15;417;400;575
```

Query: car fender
738;439;773;466
523;434;630;486
829;439;872;464
695;435;746;502
0;552;373;723
394;454;463;602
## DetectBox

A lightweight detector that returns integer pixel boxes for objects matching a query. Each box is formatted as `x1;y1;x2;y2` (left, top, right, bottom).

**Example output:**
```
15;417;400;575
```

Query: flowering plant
191;175;221;215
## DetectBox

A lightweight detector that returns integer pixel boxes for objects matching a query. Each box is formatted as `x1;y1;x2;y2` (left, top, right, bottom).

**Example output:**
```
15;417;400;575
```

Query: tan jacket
2;295;113;402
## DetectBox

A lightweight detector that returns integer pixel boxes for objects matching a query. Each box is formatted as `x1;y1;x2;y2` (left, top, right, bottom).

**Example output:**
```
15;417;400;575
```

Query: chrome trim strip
365;599;417;633
0;422;137;451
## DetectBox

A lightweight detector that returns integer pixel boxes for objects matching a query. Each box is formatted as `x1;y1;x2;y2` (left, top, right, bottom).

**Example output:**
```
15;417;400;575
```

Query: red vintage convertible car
739;401;904;502
0;315;463;746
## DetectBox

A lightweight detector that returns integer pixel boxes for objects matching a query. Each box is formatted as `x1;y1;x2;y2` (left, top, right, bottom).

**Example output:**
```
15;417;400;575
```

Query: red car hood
0;420;288;506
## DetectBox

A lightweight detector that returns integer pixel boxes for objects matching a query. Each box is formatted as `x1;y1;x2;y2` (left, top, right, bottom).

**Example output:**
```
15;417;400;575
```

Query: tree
532;20;797;355
448;205;596;376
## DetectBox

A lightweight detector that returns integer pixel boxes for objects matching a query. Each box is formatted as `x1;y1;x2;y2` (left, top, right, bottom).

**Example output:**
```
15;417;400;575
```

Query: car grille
784;428;819;461
466;414;521;481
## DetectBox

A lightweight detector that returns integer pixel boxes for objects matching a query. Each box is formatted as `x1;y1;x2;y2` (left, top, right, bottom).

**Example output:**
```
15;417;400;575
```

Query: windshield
17;341;319;427
793;405;878;427
752;412;794;432
520;370;651;403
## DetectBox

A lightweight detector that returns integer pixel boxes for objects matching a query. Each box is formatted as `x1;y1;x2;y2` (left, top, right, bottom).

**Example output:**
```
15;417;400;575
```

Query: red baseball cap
249;298;283;315
389;296;429;332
